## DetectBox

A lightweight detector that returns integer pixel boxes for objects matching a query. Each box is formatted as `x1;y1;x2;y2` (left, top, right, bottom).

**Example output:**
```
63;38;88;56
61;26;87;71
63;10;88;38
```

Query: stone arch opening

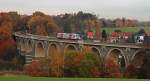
89;47;102;67
91;47;100;56
20;39;27;52
65;44;77;52
48;43;59;58
26;40;33;52
64;44;78;60
51;44;57;49
35;42;45;57
132;50;150;69
106;48;126;69
131;50;150;77
16;38;21;49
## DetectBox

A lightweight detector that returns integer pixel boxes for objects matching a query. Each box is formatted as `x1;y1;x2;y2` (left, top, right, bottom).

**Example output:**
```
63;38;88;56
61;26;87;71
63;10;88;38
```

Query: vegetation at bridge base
24;49;64;77
23;46;150;78
124;64;138;78
0;48;25;71
50;49;64;77
23;46;122;78
124;63;150;79
0;13;25;71
24;60;49;77
64;47;102;77
104;57;122;78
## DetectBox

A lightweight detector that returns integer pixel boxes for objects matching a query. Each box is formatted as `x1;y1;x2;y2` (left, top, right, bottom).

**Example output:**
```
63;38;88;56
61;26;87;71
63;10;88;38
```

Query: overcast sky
0;0;150;21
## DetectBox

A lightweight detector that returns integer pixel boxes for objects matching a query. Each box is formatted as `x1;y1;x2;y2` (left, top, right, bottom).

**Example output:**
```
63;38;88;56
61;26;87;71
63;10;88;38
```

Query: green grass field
0;76;149;81
102;27;150;34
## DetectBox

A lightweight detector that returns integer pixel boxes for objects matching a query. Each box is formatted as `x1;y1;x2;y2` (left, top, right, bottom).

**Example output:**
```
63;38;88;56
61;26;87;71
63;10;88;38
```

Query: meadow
102;27;150;34
0;76;150;81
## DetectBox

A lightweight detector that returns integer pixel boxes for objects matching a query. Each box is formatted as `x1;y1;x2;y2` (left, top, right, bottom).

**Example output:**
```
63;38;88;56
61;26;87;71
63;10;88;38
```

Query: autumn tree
0;13;13;38
113;18;139;27
101;29;107;42
64;50;80;76
105;57;122;78
28;11;60;36
24;60;49;77
0;12;24;71
95;20;101;40
17;15;30;32
0;39;15;57
8;12;21;32
124;64;138;78
79;48;102;77
54;11;99;34
64;46;102;77
50;49;64;77
60;13;75;33
0;13;14;56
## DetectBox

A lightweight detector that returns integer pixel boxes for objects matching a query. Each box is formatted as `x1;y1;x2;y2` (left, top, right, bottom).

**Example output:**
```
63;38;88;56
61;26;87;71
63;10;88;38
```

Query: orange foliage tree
0;39;16;57
105;57;122;78
50;49;64;77
95;20;101;40
124;64;138;78
64;46;102;77
0;13;15;57
0;13;13;39
24;60;49;77
28;11;61;36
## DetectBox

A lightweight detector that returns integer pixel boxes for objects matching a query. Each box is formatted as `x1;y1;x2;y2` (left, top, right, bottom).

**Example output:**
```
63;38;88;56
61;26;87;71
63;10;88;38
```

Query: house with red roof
87;32;94;39
110;32;132;43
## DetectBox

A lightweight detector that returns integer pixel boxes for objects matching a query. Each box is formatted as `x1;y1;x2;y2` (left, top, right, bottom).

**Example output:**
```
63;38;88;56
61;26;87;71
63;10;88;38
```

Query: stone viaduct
14;32;150;69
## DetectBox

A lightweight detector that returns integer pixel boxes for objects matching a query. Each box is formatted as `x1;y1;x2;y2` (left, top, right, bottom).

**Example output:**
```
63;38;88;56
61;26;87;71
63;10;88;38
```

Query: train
134;35;150;46
56;32;150;46
57;33;81;40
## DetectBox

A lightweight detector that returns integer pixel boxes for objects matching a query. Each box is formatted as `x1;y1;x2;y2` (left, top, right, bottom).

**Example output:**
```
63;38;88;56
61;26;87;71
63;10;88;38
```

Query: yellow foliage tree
28;11;60;36
50;48;64;77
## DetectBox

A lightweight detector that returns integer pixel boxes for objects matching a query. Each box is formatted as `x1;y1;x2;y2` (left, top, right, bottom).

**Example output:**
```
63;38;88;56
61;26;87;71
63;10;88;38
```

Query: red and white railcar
57;33;81;40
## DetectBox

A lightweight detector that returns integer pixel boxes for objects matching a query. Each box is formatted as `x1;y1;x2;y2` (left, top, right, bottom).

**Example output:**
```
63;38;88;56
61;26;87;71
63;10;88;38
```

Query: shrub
90;67;102;77
64;47;103;77
24;60;49;77
50;49;64;77
104;57;122;78
64;51;81;77
124;64;138;78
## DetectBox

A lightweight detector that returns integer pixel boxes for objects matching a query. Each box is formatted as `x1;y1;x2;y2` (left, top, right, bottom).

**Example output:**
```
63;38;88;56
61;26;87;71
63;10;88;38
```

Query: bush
24;60;49;77
104;57;122;78
90;67;102;77
64;47;103;77
124;64;138;78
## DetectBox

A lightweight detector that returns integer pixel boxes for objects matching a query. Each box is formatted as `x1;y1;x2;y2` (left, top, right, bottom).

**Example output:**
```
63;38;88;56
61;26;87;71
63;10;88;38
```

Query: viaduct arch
64;44;78;52
131;50;150;68
105;48;126;68
35;42;46;57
